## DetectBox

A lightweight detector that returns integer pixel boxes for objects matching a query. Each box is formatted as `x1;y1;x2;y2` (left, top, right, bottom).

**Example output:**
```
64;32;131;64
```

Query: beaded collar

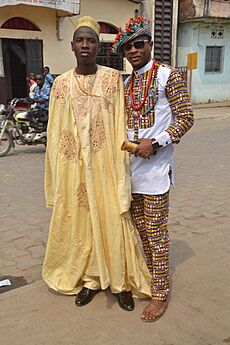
125;60;160;138
129;59;155;111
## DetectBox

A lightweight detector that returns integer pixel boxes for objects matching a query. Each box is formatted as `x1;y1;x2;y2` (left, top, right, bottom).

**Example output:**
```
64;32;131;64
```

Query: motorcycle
0;98;48;157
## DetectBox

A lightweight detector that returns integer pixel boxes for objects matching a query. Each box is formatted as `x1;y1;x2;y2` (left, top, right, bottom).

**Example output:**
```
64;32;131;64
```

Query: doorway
8;39;27;98
0;38;43;103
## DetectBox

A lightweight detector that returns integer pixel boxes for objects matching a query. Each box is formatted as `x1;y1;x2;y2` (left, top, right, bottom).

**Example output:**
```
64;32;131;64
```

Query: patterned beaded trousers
130;192;170;301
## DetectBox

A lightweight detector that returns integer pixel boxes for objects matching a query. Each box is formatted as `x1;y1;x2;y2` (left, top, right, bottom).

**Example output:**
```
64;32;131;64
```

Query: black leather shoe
117;291;135;311
75;287;98;307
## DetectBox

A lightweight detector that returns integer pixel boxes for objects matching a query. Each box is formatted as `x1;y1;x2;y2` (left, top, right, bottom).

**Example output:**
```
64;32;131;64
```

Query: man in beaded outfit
42;16;152;312
112;16;194;322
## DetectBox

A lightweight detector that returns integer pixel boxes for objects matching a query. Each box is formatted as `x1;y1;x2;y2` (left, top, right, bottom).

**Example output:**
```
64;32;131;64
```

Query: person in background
26;73;37;99
26;74;50;124
43;66;55;88
112;16;194;322
33;74;51;111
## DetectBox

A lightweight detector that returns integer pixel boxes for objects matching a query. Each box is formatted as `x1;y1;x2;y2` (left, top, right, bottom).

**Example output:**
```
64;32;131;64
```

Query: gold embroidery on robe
89;114;106;152
52;77;69;104
59;130;78;162
101;70;119;100
76;183;89;210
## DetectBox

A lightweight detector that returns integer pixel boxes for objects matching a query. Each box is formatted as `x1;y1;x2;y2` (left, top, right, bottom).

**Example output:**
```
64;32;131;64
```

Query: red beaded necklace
129;59;155;111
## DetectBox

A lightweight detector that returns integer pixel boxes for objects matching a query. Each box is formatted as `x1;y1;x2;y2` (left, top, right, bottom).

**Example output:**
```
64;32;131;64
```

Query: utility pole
139;0;154;28
139;0;154;19
204;0;211;17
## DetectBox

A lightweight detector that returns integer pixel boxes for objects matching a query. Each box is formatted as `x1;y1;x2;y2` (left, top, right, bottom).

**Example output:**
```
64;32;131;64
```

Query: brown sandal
140;300;168;322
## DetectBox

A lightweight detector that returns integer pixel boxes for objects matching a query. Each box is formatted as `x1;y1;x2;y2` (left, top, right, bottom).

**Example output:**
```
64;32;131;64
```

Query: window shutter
154;0;173;64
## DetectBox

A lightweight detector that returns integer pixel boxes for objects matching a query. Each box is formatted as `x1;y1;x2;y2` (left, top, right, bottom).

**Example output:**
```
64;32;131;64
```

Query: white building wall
0;0;137;75
177;22;230;103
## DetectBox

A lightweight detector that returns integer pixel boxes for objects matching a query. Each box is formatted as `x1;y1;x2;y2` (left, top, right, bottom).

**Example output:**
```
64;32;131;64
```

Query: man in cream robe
42;16;151;311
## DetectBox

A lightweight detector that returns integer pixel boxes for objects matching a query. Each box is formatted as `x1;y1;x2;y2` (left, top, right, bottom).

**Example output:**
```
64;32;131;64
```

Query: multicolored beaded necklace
125;60;159;140
129;59;155;111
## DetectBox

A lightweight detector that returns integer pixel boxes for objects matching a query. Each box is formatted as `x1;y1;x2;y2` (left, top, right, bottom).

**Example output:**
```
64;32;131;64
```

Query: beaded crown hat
111;16;151;54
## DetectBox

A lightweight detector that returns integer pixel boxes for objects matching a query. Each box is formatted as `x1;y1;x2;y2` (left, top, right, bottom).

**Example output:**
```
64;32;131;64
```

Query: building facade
177;0;230;103
0;0;138;104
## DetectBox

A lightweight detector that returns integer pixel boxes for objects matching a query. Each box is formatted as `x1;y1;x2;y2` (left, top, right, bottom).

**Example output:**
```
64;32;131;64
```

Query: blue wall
177;22;230;103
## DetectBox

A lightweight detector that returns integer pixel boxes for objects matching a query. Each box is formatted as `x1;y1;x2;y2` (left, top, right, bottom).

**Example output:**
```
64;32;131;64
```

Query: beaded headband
111;16;151;54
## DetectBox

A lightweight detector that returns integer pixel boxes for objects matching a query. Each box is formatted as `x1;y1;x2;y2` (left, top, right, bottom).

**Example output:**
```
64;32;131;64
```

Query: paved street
0;105;230;345
0;145;51;286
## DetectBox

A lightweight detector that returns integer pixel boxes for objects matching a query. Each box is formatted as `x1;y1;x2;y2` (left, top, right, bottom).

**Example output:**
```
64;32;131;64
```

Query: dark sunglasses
123;39;150;52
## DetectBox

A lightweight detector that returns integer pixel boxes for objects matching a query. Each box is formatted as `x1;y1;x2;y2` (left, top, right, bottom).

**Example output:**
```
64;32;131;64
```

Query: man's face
43;68;49;75
71;27;99;65
35;75;44;87
123;36;153;70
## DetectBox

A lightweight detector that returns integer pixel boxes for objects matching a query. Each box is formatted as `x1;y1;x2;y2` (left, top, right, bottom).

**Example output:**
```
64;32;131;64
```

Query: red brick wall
179;0;196;20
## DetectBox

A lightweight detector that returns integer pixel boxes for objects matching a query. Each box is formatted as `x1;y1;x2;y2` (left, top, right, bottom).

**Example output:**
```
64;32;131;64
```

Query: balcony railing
0;0;80;15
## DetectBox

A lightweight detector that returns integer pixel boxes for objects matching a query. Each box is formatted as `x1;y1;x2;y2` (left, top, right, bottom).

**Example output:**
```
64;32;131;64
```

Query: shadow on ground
0;275;29;294
170;238;194;274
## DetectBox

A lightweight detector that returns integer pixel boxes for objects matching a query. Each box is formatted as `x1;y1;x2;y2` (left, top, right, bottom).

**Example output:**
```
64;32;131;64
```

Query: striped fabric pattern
165;69;194;143
131;192;170;301
125;63;193;144
125;65;159;131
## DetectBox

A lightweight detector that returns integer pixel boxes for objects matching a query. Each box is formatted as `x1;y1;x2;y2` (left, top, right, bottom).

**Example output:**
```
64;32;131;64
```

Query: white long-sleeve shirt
125;60;194;195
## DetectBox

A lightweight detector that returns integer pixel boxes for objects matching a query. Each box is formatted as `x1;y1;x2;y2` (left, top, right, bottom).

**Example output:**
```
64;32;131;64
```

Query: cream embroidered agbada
42;66;151;296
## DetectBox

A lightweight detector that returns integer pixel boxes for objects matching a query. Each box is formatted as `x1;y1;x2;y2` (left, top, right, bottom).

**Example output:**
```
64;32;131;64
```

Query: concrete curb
193;101;230;109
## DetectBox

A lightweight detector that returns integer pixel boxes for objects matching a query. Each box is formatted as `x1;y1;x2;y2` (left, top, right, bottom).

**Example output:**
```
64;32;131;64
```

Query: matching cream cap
75;16;100;37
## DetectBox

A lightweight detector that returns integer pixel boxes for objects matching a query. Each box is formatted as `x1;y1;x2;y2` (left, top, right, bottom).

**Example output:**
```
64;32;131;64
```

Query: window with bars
205;46;224;73
96;42;124;71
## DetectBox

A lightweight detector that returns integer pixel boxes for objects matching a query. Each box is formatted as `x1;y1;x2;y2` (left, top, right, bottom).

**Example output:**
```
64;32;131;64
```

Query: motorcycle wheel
0;128;13;157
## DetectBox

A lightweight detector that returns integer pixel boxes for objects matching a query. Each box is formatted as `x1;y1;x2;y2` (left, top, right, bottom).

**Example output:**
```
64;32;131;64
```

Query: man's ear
118;49;124;58
121;51;125;58
71;41;74;51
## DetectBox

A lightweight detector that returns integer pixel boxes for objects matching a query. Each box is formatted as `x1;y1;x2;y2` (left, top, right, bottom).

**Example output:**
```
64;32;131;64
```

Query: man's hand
134;138;157;158
24;97;34;104
21;97;29;103
35;99;46;104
